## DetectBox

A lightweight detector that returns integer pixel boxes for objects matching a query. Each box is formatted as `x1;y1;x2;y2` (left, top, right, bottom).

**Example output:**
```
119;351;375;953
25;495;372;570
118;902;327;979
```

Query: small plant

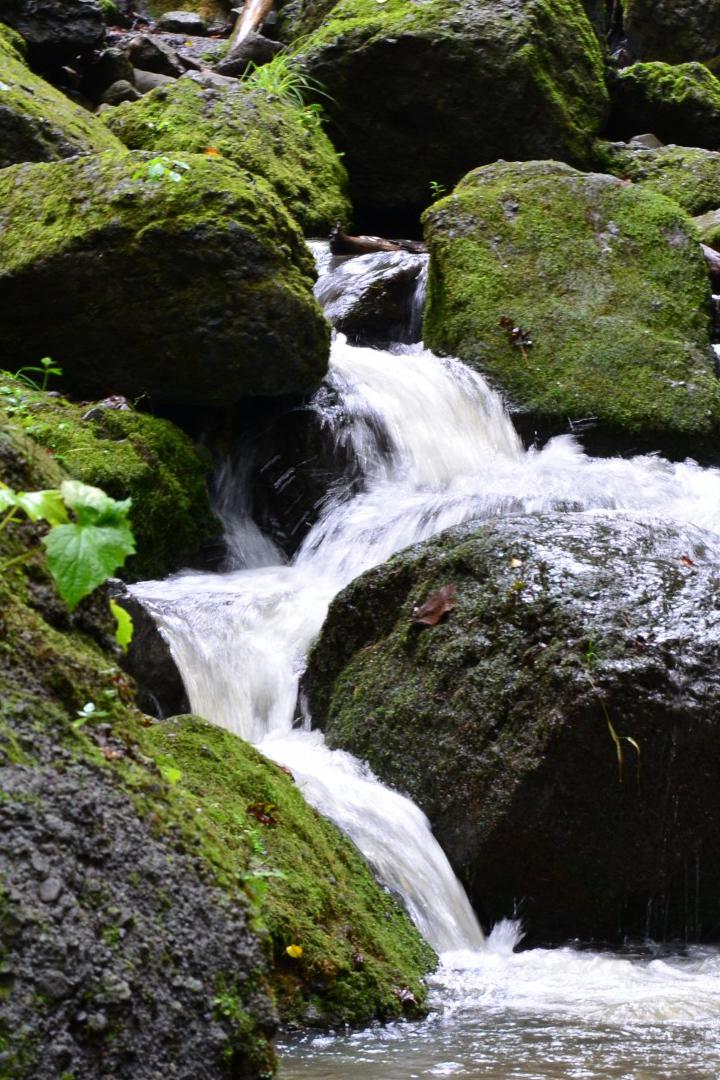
243;53;333;131
73;701;111;731
0;480;135;640
3;357;62;392
429;179;446;199
133;156;191;184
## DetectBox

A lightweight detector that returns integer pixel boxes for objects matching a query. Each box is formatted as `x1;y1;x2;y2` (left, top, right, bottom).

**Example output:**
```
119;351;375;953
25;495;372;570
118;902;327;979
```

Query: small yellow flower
285;944;303;959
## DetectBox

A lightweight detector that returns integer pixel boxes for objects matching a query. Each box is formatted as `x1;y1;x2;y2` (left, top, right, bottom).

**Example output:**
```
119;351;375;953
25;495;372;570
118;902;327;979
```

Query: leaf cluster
0;478;135;610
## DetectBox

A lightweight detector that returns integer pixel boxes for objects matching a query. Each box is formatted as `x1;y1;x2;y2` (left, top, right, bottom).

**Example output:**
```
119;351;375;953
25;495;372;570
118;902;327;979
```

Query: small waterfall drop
133;248;720;960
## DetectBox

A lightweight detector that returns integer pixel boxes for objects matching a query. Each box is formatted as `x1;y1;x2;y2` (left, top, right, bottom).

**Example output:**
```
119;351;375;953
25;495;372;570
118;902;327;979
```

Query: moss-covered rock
422;159;720;458
0;416;276;1080
143;715;435;1026
0;21;124;167
305;512;720;944
287;0;607;223
623;0;720;65
140;0;231;20
0;150;330;410
0;410;435;1073
593;140;720;215
694;207;720;249
0;373;218;580
608;62;720;149
104;75;350;235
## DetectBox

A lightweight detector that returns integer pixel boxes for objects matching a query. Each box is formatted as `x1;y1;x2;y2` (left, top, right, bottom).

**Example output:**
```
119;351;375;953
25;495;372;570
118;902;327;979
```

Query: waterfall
132;250;720;958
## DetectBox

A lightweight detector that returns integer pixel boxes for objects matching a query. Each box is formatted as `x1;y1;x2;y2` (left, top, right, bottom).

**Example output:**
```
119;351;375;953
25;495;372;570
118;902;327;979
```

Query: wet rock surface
0;734;276;1079
306;511;720;944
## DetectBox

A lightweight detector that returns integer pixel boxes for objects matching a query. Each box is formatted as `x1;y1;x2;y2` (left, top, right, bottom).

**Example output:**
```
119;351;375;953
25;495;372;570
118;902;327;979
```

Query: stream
133;244;720;1078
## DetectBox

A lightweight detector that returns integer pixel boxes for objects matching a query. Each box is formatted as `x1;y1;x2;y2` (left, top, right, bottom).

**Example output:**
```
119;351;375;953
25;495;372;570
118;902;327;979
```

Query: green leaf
60;479;131;528
110;599;134;651
15;489;69;525
43;520;135;609
0;486;17;512
146;161;168;181
160;764;183;786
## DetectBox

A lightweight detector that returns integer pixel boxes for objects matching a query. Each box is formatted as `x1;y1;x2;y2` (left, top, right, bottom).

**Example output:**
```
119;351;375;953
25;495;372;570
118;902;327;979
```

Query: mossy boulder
104;75;350;235
623;0;720;65
0;417;276;1080
0;411;435;1074
0;374;218;580
140;0;231;21
0;151;330;410
143;715;435;1025
608;62;720;149
593;140;720;215
0;22;124;167
305;512;720;944
422;160;720;458
287;0;607;222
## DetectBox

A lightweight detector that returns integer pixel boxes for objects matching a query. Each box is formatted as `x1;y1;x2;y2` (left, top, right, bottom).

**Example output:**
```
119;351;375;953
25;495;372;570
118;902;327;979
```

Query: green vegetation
593;141;720;215
104;77;350;234
423;160;720;454
609;62;720;148
0;478;134;608
0;372;217;580
143;715;436;1025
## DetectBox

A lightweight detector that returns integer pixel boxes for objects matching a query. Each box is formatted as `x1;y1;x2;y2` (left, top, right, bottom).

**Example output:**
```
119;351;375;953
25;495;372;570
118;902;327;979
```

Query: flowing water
133;245;720;1077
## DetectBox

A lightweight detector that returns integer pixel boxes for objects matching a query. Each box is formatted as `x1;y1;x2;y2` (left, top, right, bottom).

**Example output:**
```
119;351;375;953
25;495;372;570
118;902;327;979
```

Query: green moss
0;373;218;580
593;140;720;215
609;62;720;148
0;20;124;168
422;159;719;454
141;0;231;18
0;151;330;407
0;411;433;1037
142;715;435;1025
104;77;350;235
287;0;607;217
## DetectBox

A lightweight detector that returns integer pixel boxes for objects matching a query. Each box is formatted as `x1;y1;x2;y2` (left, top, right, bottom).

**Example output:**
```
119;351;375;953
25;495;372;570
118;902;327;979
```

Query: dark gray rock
157;10;208;35
82;46;135;100
125;32;186;75
0;0;105;67
132;66;176;92
624;0;720;63
100;77;142;104
0;724;275;1078
215;31;282;76
306;512;720;944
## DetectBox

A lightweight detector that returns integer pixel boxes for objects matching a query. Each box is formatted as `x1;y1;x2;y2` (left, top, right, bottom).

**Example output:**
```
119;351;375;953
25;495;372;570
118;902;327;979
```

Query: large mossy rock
422;160;720;458
287;0;607;222
143;715;435;1026
0;151;330;410
593;140;720;215
0;22;124;167
0;417;277;1080
0;0;105;67
305;512;720;944
104;75;350;235
608;62;720;149
623;0;720;65
0;374;218;580
0;413;435;1076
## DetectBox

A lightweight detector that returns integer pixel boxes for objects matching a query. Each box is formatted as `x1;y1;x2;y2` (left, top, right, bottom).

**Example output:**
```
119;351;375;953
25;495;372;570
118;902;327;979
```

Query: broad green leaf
60;479;131;528
146;161;167;181
0;486;17;512
15;488;69;525
43;520;135;609
110;599;134;651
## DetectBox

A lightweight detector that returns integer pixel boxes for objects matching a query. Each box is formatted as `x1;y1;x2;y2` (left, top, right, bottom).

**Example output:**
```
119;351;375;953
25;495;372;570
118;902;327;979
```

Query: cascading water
133;245;720;1077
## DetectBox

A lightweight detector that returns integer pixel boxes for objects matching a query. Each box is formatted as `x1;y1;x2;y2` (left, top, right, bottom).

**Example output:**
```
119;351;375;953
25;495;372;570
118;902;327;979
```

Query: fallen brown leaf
411;584;456;626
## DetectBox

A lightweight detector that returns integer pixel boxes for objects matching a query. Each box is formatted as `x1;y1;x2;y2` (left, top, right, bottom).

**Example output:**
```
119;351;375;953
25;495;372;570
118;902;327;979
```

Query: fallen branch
229;0;274;48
